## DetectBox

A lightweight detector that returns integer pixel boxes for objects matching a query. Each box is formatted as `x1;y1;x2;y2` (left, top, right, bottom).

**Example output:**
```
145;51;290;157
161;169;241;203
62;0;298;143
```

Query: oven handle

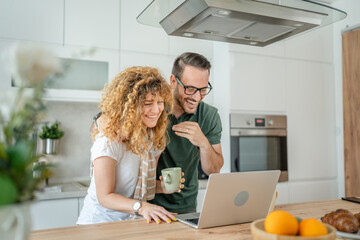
230;129;287;136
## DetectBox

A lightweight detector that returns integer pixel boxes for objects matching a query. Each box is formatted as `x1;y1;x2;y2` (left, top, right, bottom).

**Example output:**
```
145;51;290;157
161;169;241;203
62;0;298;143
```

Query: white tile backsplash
42;101;99;181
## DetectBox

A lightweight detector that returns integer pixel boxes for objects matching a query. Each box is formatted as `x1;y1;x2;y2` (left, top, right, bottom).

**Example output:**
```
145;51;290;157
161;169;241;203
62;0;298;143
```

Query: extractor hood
137;0;346;47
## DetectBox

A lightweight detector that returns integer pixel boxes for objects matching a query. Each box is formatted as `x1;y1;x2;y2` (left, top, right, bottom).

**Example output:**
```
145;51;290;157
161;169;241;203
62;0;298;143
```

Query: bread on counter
321;209;360;233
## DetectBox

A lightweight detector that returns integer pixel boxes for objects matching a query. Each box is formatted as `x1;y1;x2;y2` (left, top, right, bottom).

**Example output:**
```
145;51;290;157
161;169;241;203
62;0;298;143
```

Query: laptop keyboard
185;218;199;225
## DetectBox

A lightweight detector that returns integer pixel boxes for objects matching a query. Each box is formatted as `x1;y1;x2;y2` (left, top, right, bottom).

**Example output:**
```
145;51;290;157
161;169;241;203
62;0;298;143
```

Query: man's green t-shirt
149;101;222;213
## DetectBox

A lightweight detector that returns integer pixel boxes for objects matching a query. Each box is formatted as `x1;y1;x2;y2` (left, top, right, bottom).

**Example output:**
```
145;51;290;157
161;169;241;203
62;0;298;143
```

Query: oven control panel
230;114;286;129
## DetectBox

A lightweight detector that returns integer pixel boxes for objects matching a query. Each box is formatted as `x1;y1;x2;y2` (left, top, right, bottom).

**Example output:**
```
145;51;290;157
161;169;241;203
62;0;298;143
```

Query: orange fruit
299;218;328;237
264;210;299;235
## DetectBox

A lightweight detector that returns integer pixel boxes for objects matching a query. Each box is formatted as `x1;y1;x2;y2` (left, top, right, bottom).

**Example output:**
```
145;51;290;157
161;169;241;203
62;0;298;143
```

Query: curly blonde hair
93;66;173;155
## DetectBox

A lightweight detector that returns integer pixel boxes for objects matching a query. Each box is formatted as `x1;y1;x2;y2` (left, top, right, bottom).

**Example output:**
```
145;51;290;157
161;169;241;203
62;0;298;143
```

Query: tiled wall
41;101;99;181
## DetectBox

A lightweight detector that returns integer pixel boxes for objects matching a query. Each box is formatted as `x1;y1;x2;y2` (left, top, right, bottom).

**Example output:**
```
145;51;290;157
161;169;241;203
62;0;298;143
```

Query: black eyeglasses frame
175;77;212;96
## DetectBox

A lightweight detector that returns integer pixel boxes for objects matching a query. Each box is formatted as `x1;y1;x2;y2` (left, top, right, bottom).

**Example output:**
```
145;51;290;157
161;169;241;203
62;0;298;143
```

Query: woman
77;66;179;225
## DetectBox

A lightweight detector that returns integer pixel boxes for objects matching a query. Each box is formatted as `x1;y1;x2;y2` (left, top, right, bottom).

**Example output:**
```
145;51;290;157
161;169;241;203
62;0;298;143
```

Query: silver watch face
133;201;141;211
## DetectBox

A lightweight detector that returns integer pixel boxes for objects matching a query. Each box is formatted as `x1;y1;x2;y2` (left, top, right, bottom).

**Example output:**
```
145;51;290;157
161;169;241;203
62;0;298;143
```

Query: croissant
355;213;360;222
321;209;359;233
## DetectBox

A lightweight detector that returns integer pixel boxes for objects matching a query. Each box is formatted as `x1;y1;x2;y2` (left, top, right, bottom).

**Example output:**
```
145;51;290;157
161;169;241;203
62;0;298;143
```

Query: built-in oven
230;114;288;182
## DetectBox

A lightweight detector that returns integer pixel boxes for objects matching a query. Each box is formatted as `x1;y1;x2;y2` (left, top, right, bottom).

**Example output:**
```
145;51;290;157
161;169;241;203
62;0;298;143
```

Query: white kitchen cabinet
276;182;289;205
120;51;174;80
229;40;286;58
64;0;120;49
78;197;85;215
41;44;119;102
168;36;213;60
197;189;206;212
286;60;337;181
120;0;169;54
30;198;79;230
285;25;333;63
288;180;338;204
2;40;119;102
229;52;286;112
0;40;12;91
0;0;64;44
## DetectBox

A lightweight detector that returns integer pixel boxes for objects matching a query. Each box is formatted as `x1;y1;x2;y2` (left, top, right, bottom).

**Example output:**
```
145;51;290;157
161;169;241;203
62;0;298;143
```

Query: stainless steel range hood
137;0;346;47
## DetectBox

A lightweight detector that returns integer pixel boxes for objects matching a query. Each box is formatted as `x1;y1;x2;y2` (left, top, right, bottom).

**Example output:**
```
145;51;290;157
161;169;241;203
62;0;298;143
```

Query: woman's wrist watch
132;200;142;216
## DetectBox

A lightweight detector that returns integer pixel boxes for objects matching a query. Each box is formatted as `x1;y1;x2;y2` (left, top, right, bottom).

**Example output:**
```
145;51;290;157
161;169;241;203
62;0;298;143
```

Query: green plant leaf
0;175;19;206
0;142;7;160
6;140;33;171
39;123;64;139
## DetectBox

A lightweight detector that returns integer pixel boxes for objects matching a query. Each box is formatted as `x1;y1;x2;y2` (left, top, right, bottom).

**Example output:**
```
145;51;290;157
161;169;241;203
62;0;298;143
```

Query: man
94;52;223;214
150;52;224;213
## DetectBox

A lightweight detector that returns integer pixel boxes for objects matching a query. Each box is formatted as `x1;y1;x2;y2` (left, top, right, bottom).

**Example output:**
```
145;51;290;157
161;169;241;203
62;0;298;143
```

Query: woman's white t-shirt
77;135;161;225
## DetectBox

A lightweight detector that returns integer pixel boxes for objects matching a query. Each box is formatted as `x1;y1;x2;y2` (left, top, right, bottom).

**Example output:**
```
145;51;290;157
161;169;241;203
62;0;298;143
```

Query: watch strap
133;200;142;216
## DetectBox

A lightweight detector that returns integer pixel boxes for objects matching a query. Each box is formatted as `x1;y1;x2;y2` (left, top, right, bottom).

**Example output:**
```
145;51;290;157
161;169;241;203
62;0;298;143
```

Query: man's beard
176;95;198;114
174;85;199;114
174;91;186;113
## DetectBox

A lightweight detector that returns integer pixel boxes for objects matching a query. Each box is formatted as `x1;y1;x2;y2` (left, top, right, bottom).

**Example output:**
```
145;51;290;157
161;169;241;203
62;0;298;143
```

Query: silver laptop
176;170;280;229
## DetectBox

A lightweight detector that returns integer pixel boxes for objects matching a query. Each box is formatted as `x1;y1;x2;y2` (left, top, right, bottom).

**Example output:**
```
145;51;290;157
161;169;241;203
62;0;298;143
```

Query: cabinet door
230;53;286;112
30;198;78;230
78;197;85;216
197;189;206;212
342;28;360;197
44;44;119;102
64;0;120;49
120;0;168;54
276;182;289;205
0;0;64;44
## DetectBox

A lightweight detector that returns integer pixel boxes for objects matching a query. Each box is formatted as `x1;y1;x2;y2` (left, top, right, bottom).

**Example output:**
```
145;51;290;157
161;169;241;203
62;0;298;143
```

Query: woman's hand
138;201;177;224
157;172;185;194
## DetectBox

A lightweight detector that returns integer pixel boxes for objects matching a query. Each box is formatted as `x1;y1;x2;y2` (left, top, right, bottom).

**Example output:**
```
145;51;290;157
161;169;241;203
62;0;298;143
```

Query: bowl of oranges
251;210;337;240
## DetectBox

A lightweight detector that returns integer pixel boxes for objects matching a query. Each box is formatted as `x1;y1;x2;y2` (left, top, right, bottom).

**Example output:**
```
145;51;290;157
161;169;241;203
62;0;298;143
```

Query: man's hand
172;121;208;148
156;172;185;194
173;121;224;175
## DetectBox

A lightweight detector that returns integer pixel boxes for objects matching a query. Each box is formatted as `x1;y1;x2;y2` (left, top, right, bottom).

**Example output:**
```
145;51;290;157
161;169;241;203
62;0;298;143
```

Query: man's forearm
199;141;224;175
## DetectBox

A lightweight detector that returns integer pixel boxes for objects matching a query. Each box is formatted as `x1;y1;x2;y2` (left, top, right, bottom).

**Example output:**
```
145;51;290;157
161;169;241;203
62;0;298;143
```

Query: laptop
176;170;280;229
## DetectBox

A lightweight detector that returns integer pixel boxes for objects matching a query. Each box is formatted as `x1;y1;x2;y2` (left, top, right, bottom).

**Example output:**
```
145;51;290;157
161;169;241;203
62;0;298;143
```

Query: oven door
230;129;288;182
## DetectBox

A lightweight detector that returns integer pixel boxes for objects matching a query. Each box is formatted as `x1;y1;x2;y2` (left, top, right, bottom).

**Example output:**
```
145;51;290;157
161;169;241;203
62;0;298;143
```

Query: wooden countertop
30;199;360;240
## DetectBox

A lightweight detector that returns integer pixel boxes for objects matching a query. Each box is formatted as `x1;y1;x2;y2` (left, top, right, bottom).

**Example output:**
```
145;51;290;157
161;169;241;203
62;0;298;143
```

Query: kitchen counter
34;182;88;200
30;199;360;240
34;179;208;201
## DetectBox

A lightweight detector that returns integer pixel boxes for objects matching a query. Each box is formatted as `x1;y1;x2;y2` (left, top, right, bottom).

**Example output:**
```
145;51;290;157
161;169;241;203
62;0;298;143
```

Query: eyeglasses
175;77;212;96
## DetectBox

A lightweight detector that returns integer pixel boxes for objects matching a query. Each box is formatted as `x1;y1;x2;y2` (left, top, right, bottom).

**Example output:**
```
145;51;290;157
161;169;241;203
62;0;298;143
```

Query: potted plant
0;43;61;240
39;122;64;155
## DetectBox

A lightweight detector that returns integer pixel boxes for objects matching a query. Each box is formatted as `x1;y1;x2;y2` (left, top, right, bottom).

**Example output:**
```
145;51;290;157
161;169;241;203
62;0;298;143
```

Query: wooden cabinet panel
342;28;360;197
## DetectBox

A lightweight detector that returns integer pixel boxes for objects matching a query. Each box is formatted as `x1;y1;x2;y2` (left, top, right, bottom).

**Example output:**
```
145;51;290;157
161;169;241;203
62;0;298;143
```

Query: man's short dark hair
172;52;211;79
